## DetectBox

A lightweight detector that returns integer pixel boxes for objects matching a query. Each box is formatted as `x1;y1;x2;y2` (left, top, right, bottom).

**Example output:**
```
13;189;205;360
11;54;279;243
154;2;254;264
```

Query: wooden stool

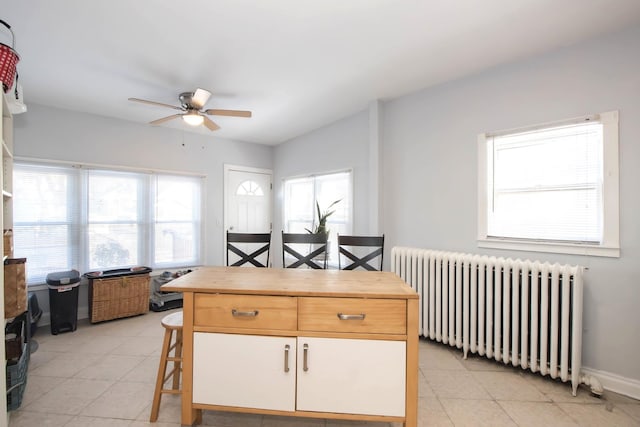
150;310;183;422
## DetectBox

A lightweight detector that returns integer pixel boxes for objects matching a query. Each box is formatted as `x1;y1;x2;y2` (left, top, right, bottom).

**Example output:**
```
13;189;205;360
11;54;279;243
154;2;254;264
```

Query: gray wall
11;23;640;394
13;104;273;321
272;110;371;267
382;25;640;387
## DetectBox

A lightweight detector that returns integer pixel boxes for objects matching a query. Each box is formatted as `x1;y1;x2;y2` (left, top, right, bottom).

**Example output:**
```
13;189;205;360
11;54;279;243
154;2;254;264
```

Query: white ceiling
3;1;640;145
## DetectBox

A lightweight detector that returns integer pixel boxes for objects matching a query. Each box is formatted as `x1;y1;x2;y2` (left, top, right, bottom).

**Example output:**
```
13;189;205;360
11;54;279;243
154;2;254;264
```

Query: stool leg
150;328;173;422
172;329;183;390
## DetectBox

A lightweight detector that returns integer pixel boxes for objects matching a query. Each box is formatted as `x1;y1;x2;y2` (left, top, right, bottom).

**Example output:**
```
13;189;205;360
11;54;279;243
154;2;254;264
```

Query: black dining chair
282;232;328;269
337;234;385;271
226;231;272;267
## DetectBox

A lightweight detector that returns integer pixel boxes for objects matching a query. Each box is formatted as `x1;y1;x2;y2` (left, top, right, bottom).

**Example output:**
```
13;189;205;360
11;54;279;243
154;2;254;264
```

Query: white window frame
13;158;206;285
282;169;353;266
477;111;619;258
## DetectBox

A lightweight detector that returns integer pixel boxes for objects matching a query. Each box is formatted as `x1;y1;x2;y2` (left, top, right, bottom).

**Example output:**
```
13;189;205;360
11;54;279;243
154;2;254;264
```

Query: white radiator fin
391;247;590;396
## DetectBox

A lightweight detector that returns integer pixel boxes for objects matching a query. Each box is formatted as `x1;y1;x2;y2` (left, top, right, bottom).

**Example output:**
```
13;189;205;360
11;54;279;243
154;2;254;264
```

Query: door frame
223;164;273;263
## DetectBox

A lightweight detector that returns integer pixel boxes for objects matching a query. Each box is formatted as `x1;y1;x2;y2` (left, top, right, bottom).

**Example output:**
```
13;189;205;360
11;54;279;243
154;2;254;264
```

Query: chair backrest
226;232;271;267
282;232;328;269
338;234;385;271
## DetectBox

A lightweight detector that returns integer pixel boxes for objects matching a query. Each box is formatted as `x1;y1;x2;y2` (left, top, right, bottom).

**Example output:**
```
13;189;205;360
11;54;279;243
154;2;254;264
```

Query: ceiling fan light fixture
182;112;204;126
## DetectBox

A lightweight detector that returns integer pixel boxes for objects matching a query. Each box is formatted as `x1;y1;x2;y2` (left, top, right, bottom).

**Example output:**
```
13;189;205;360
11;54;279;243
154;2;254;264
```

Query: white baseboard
582;366;640;400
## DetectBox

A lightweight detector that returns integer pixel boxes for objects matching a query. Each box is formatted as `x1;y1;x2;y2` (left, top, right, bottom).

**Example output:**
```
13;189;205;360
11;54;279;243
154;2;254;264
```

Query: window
283;171;352;264
13;161;204;284
477;111;619;257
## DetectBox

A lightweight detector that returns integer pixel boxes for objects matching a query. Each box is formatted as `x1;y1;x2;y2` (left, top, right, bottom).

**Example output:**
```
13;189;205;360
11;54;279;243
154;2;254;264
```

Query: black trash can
46;270;81;335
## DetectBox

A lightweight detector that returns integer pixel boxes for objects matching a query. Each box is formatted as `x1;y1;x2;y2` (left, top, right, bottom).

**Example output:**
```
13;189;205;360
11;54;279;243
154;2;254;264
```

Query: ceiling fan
128;88;252;131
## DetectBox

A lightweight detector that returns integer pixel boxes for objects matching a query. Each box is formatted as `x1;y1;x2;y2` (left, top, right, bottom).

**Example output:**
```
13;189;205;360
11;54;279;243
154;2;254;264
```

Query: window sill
478;239;620;258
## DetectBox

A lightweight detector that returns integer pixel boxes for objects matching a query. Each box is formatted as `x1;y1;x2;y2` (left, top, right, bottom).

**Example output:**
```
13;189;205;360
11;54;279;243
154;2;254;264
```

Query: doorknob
229;226;234;230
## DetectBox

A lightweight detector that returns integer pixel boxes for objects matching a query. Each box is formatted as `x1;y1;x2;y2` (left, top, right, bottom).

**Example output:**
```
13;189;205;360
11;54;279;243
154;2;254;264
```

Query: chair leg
172;329;183;390
150;328;173;422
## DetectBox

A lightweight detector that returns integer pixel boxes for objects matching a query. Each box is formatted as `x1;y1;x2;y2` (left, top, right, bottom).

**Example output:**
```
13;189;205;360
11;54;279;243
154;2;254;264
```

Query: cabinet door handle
231;309;259;317
337;313;366;320
303;343;309;372
284;344;290;372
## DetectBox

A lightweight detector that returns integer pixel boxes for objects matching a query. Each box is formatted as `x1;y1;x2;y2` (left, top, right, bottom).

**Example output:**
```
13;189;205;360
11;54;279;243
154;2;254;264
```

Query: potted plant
306;199;341;236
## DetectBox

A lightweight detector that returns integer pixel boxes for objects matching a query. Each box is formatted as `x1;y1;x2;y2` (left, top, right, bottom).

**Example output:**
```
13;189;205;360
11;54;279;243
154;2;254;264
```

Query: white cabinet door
296;337;406;417
193;333;296;411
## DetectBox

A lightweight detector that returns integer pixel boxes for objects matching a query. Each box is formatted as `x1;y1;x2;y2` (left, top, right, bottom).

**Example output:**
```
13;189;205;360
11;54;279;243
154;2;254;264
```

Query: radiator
391;247;602;396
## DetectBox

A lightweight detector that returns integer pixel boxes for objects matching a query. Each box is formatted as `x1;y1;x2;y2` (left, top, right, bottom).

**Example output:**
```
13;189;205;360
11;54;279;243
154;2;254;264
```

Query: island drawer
194;294;297;331
298;297;406;334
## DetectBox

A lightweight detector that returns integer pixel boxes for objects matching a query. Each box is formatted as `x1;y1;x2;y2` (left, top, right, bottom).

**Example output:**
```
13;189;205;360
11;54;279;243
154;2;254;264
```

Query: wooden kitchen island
162;266;419;427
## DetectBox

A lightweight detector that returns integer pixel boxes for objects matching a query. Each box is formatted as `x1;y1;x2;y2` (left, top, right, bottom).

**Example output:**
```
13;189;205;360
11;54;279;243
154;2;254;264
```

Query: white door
224;165;272;234
193;333;297;411
296;337;406;417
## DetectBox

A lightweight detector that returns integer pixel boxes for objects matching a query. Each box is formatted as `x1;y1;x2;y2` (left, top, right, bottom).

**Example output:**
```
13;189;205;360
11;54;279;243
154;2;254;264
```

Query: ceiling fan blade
150;114;182;125
204;109;252;118
191;88;212;109
202;116;220;131
128;97;183;111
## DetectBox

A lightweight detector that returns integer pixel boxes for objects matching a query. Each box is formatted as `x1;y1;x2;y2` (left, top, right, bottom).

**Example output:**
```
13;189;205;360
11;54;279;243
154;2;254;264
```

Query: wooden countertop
161;266;418;299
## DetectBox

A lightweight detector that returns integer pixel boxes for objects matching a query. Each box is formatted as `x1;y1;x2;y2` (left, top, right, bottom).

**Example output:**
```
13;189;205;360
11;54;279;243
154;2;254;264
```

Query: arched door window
236;180;264;196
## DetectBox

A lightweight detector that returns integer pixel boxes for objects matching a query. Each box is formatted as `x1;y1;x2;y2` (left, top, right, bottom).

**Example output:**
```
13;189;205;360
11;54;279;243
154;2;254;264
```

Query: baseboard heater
391;246;602;396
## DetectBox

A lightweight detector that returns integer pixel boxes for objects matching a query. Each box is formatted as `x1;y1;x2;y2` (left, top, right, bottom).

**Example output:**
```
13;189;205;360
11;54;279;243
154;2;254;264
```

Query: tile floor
8;309;640;427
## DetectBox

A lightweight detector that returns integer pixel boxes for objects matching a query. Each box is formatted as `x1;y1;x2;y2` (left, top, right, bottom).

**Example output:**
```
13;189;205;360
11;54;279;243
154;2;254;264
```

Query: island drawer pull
337;313;366;320
231;309;259;317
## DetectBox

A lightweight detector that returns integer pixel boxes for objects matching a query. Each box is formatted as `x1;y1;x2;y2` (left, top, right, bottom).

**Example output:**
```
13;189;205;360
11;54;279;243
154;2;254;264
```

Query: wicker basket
4;258;27;319
0;20;19;93
6;314;28;411
89;274;150;323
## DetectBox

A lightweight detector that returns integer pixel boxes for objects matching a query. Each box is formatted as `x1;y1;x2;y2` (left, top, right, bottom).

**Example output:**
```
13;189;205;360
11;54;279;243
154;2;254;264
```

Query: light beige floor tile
440;398;517;427
472;370;550;401
617;402;640;422
420;346;466;371
74;354;146;381
606;390;640;404
523;374;602;403
19;374;65;407
7;410;72;427
22;377;113;415
81;380;156;419
64;416;132;426
262;415;325;426
201;409;263;426
418;370;435;398
425;370;492;400
29;352;103;378
129;421;181;427
325;420;397;426
111;336;162;356
11;311;640;427
458;353;512;372
71;335;130;354
136;392;181;423
499;400;580;427
24;349;58;371
126;355;161;383
419;397;453;427
558;402;639;427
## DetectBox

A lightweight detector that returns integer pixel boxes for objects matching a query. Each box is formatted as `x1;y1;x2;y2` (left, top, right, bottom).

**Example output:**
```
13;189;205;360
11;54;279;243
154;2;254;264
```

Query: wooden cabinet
193;333;406;417
193;333;296;411
296;336;406;416
163;267;419;427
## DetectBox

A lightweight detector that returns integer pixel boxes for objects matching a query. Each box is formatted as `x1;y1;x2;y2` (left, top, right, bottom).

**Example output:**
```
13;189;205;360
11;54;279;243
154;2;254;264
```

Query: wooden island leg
181;292;202;425
405;298;419;427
